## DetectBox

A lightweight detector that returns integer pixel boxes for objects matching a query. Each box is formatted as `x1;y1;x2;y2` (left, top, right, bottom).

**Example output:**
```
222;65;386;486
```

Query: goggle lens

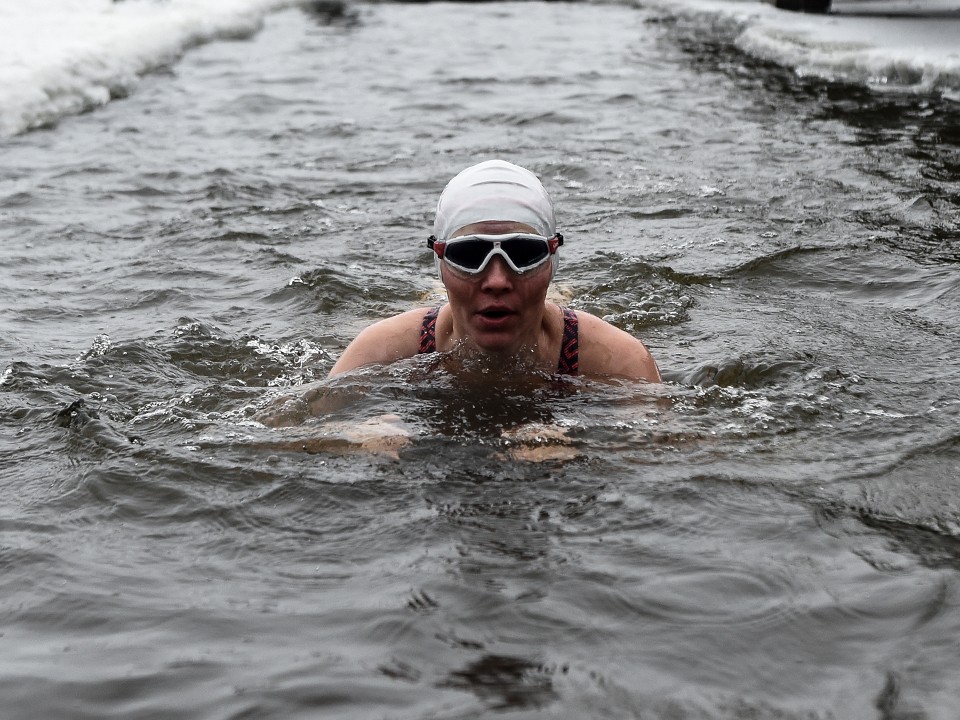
444;237;549;270
430;233;562;275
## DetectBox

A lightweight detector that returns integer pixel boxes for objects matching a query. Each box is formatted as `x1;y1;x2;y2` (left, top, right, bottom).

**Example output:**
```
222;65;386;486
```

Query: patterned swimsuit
418;306;579;375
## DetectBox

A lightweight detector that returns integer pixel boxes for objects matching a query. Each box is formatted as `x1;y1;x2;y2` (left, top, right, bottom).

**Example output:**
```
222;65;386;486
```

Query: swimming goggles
427;232;563;275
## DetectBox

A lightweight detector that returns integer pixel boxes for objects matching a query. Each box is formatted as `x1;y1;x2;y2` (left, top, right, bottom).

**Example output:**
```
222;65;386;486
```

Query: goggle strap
427;235;445;259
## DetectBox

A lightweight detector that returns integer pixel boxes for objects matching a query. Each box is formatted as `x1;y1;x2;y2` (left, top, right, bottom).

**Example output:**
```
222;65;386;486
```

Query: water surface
2;2;960;718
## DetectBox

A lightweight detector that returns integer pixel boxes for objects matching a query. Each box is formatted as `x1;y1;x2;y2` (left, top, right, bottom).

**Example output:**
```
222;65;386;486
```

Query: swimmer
329;159;661;382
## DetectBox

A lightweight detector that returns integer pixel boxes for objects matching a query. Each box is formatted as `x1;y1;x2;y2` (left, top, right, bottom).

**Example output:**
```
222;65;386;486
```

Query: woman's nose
480;256;515;289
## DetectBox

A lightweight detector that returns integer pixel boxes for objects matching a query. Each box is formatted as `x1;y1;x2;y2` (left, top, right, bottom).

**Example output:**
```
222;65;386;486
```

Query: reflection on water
439;653;558;710
3;0;960;717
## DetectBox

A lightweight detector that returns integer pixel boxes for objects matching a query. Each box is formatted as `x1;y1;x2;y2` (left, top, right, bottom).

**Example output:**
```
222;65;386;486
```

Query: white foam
641;0;960;99
0;0;303;137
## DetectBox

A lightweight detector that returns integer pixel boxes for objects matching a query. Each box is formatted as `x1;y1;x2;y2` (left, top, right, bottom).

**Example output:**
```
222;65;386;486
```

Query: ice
0;0;303;137
642;0;960;99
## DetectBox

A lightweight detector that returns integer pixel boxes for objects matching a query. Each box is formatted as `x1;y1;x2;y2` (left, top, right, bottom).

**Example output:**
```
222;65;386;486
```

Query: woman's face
441;220;553;356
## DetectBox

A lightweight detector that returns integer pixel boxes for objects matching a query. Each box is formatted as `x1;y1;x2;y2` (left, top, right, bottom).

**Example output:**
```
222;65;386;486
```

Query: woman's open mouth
475;306;516;329
479;308;512;319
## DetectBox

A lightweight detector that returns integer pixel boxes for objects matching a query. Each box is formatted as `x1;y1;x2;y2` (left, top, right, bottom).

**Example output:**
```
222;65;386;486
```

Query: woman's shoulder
328;306;437;376
354;306;438;340
569;308;661;382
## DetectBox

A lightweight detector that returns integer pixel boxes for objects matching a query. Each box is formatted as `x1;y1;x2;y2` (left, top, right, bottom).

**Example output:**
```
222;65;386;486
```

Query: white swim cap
433;159;556;241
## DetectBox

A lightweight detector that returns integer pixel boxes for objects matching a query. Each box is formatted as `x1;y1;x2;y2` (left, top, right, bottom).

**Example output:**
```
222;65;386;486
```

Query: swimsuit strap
557;307;579;375
419;306;440;354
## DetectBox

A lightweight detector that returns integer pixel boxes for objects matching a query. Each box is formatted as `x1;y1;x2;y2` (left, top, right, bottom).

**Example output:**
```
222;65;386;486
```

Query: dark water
2;2;960;717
